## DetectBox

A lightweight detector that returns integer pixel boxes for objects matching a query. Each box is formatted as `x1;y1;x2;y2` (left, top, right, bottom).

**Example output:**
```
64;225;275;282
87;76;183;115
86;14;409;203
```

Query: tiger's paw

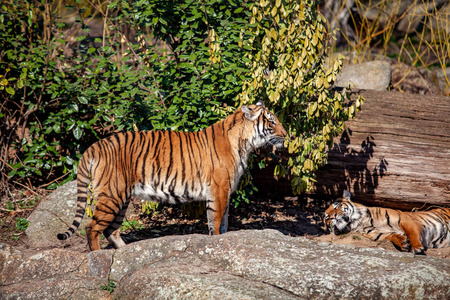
412;247;426;255
389;234;411;252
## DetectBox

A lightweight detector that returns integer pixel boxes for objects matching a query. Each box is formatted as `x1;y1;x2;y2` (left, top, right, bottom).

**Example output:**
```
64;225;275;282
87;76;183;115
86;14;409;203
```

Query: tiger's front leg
219;200;230;234
385;233;411;252
206;187;230;235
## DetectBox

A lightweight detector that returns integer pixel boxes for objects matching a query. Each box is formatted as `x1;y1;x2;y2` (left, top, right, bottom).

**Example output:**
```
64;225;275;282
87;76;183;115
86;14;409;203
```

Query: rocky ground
2;181;449;300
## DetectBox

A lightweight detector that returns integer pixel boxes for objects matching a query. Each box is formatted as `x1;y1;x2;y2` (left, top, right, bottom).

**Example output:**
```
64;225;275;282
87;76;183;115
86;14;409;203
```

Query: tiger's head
323;190;359;235
240;101;287;150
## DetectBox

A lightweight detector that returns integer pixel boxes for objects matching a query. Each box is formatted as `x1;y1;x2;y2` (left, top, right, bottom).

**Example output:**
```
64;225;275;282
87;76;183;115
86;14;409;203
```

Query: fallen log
253;89;450;210
313;89;450;209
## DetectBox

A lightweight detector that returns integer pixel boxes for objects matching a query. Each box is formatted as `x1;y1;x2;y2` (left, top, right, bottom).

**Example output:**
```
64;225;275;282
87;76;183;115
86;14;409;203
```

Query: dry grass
324;0;450;95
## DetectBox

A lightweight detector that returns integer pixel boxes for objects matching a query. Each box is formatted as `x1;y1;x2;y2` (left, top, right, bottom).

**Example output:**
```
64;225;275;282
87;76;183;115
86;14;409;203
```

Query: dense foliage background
1;0;257;196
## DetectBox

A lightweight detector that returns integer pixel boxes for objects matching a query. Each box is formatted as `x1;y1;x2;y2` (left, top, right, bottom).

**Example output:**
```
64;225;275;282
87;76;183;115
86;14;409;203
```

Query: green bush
0;0;255;196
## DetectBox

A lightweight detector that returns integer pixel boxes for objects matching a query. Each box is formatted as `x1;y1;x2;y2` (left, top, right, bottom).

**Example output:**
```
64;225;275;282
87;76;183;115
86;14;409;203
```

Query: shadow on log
254;90;450;210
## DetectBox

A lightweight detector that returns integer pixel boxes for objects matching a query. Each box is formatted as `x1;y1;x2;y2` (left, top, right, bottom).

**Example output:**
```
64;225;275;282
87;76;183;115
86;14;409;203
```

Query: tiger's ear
241;105;262;121
343;190;351;200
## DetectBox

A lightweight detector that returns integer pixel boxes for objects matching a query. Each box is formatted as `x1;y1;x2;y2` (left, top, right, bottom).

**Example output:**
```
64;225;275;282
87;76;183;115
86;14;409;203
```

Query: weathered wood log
253;89;449;210
313;89;450;209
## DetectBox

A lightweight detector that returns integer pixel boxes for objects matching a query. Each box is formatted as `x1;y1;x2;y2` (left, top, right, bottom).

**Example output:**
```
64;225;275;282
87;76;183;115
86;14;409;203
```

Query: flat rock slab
1;230;449;299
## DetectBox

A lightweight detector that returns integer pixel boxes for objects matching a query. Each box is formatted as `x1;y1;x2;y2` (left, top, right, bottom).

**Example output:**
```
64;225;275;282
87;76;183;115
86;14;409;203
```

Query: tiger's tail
57;150;93;241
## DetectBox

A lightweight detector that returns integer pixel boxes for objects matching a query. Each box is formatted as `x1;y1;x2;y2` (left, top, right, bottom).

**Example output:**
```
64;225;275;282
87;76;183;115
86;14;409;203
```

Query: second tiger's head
323;190;355;234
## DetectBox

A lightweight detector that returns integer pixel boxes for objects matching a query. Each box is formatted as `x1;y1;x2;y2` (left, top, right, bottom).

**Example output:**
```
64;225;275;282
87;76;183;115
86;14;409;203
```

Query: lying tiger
324;190;450;255
58;101;287;251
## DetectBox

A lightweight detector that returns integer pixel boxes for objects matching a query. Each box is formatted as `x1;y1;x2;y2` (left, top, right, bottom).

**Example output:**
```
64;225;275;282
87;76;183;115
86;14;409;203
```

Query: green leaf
73;126;82;140
8;169;17;178
78;96;88;104
5;86;14;95
47;183;59;190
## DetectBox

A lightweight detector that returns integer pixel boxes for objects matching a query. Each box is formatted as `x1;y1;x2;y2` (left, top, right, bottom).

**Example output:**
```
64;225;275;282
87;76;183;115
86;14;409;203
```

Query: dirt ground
2;191;450;259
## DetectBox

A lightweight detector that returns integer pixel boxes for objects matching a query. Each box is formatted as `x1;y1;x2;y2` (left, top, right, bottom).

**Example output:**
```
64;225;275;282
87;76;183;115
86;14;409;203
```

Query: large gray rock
335;60;391;91
1;230;449;299
25;180;88;248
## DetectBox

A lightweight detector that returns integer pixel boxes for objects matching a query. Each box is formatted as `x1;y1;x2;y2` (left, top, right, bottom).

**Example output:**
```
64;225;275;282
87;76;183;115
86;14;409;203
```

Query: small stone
335;60;391;91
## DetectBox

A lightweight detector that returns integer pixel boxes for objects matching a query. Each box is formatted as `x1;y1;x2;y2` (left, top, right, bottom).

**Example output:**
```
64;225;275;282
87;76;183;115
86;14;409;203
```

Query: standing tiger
57;101;287;251
324;190;450;255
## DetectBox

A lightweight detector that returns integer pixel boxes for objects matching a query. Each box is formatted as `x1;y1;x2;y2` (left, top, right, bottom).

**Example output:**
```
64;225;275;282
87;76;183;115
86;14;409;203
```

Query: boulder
25;181;87;248
1;230;449;299
335;60;391;91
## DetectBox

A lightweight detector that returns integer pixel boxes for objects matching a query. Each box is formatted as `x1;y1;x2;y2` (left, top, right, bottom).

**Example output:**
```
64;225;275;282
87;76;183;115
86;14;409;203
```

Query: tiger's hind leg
401;223;426;255
86;195;123;251
103;200;130;249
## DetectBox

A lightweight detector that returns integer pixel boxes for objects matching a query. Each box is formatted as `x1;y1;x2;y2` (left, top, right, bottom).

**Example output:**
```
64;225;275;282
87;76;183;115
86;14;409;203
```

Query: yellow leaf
288;140;294;153
252;5;258;15
334;100;341;111
321;91;328;103
271;28;277;41
271;6;278;17
349;105;355;119
312;34;318;47
315;76;323;89
274;90;280;102
333;59;340;72
86;206;93;218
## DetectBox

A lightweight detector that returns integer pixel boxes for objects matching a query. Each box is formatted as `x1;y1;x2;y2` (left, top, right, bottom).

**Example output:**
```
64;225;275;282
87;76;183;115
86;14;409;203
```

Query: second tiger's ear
343;190;351;200
242;105;262;121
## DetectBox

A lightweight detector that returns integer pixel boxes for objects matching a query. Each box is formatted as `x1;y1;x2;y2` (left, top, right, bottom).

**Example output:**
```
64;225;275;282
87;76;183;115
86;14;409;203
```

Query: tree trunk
312;89;450;210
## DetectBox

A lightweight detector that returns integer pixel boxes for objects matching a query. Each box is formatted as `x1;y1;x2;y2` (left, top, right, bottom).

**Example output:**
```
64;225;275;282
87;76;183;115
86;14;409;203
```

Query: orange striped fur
324;190;450;255
57;101;287;250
